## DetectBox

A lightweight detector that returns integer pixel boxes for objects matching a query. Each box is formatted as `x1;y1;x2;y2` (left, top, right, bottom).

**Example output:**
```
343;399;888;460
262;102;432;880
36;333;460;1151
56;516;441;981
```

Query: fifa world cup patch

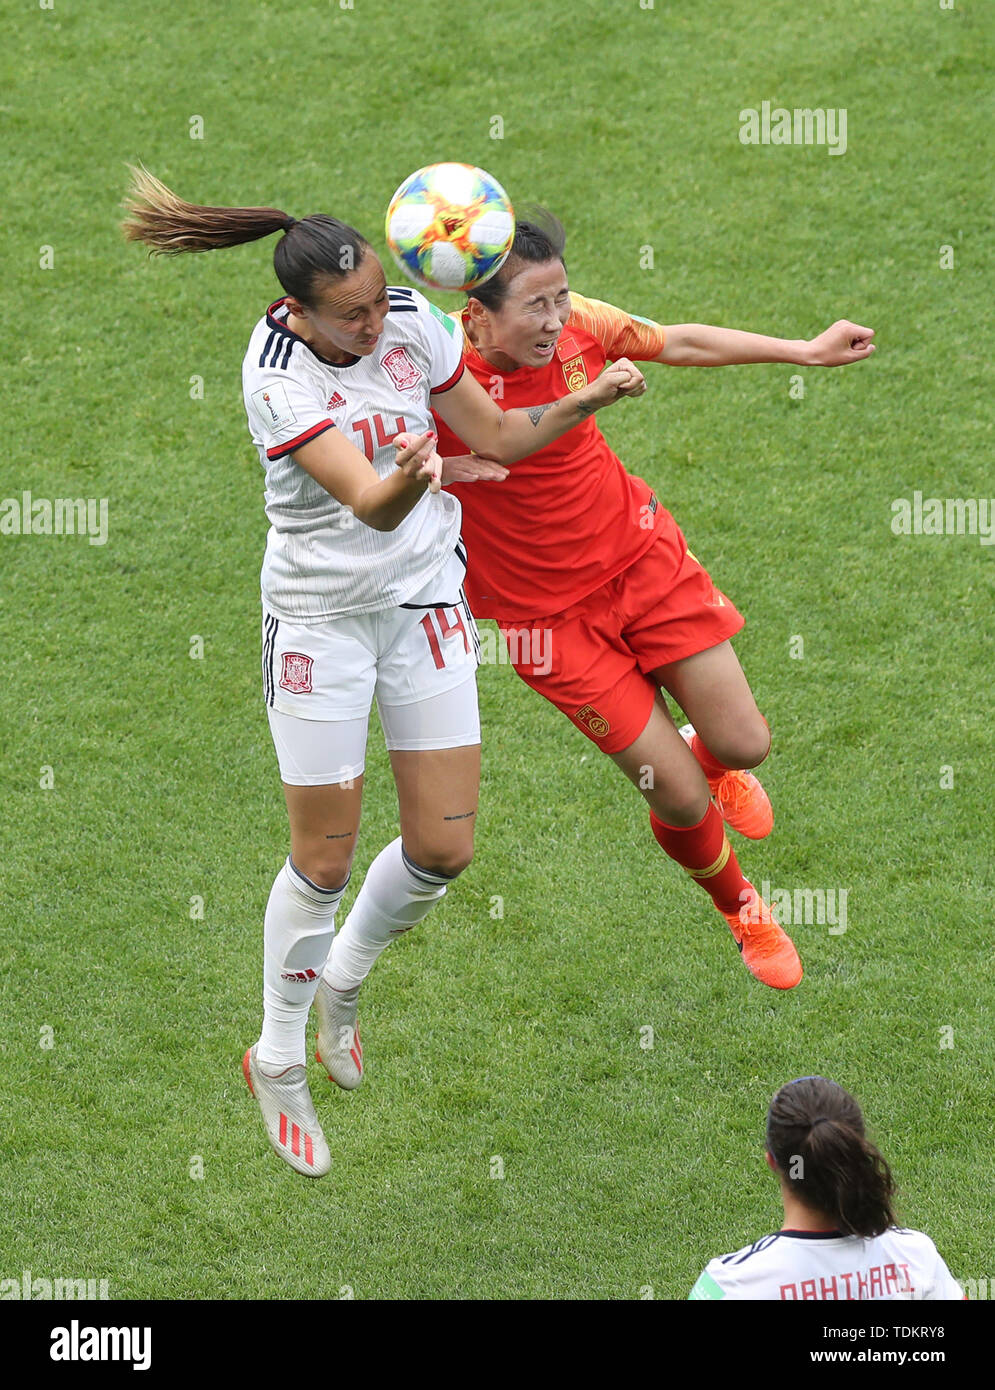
251;382;298;431
575;704;611;738
380;346;423;391
279;652;314;694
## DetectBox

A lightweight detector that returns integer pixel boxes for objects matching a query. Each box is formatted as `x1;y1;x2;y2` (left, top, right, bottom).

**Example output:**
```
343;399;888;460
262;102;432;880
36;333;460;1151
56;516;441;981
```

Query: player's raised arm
430;355;646;466
653;318;875;367
567;293;875;369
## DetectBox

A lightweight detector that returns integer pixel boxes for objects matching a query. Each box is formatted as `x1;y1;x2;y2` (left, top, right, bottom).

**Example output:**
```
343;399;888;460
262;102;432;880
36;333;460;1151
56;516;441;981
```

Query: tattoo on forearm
443;811;476;821
324;832;352;839
575;401;598;418
527;403;556;427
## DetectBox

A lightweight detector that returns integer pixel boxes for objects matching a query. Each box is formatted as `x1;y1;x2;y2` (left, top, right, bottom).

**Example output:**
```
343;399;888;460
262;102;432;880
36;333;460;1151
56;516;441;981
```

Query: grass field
1;0;992;1304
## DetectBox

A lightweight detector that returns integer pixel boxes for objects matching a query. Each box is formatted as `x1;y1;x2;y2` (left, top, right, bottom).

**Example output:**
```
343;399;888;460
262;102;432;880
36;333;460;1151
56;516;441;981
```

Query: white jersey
242;285;465;621
689;1227;964;1301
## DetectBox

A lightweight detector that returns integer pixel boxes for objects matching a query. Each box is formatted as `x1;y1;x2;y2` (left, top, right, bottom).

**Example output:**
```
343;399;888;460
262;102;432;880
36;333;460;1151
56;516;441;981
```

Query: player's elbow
353;508;394;532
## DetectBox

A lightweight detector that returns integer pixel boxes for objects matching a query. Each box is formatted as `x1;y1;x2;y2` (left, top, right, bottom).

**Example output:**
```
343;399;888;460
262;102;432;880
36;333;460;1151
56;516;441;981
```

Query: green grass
1;0;992;1302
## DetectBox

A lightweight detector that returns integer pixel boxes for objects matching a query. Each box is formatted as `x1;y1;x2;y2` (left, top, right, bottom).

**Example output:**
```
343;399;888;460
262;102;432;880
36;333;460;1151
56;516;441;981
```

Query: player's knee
292;850;354;892
648;786;709;828
712;720;771;772
410;841;474;881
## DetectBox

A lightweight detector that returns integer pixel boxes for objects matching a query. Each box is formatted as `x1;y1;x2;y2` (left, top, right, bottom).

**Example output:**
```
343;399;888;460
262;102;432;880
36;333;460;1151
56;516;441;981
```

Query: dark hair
468;205;567;311
121;166;369;307
766;1077;898;1238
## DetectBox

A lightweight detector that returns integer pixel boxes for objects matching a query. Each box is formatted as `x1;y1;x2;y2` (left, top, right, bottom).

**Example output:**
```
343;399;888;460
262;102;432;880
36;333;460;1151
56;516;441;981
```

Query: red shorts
499;517;744;754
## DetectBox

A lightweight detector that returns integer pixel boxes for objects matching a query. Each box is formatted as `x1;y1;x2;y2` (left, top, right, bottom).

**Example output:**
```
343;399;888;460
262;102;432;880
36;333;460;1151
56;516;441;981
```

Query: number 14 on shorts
419;608;470;669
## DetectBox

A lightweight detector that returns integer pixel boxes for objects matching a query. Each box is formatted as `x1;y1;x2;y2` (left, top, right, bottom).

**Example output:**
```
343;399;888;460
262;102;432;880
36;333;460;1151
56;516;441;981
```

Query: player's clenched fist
580;357;647;409
806;320;876;366
393;430;443;492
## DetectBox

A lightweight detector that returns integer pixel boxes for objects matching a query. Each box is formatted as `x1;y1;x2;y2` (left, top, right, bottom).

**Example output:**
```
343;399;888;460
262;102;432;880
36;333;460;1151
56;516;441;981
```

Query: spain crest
381;346;423;392
279;652;314;694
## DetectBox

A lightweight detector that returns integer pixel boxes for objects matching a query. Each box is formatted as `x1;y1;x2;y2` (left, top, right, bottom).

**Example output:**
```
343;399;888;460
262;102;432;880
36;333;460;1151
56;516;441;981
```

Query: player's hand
580;357;648;410
394;430;442;493
439;453;510;484
807;320;876;366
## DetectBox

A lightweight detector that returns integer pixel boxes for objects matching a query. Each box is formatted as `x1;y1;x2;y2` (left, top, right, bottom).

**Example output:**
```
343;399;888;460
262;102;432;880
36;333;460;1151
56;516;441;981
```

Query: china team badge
381;346;423;391
575;704;610;738
279;652;314;694
561;354;588;393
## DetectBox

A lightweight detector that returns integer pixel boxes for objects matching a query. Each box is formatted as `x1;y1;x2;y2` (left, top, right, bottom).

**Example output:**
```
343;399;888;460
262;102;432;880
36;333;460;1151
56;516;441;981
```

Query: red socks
689;734;731;783
650;802;750;915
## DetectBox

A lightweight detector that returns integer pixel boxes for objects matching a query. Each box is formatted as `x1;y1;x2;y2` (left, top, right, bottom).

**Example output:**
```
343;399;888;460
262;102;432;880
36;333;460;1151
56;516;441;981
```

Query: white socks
323;837;453;991
257;857;348;1068
257;841;456;1066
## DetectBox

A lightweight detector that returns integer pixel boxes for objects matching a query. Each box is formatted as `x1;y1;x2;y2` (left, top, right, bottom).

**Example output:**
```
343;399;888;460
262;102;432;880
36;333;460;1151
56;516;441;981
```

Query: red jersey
434;293;670;622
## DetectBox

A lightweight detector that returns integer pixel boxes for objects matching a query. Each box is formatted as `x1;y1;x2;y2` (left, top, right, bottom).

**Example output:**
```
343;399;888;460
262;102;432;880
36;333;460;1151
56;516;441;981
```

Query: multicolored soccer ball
385;163;515;292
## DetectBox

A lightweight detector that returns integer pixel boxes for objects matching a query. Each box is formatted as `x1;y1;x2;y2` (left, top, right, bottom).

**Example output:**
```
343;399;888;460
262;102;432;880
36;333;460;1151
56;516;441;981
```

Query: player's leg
245;709;369;1176
609;695;800;989
262;760;364;1068
246;608;374;1176
316;547;481;1087
501;526;799;988
652;641;774;839
612;527;796;983
316;684;481;1088
610;697;754;921
322;724;479;1000
652;640;769;771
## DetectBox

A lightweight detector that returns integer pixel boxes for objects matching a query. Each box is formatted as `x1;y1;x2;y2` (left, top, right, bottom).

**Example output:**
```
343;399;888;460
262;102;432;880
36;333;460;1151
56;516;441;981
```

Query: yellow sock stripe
686;836;732;881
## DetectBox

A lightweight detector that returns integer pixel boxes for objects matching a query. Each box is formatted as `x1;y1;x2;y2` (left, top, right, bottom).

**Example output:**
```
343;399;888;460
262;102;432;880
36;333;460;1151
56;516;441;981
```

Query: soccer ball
385;163;515;292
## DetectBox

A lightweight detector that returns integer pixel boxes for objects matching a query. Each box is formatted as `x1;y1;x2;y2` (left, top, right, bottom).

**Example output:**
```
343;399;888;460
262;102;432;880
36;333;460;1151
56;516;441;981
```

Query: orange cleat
712;768;774;839
720;886;802;989
679;725;774;839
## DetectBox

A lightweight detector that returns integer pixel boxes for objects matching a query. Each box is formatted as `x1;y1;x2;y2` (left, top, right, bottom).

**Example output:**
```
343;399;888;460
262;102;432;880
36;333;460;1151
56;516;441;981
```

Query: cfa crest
575;704;610;738
279;652;314;694
380;346;423;391
561;354;588;392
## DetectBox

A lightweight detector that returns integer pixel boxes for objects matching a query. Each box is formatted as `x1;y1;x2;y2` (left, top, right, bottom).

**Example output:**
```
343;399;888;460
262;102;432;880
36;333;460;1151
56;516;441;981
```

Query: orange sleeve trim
567;292;667;362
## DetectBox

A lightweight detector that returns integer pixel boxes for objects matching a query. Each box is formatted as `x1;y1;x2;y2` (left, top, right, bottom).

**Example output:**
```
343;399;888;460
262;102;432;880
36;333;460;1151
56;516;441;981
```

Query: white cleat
242;1045;331;1178
314;979;363;1090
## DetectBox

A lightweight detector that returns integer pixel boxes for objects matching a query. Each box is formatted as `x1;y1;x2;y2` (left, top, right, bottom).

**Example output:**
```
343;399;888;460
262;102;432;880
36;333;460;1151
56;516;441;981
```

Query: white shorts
263;546;481;785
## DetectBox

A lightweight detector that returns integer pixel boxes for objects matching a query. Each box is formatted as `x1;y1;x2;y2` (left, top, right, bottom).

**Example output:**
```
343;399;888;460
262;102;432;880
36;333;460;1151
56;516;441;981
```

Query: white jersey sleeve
244;355;335;462
418;293;465;392
920;1237;965;1301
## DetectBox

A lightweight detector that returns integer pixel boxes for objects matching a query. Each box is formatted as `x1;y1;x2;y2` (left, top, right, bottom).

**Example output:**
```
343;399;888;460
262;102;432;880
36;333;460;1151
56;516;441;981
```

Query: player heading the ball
122;167;646;1178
